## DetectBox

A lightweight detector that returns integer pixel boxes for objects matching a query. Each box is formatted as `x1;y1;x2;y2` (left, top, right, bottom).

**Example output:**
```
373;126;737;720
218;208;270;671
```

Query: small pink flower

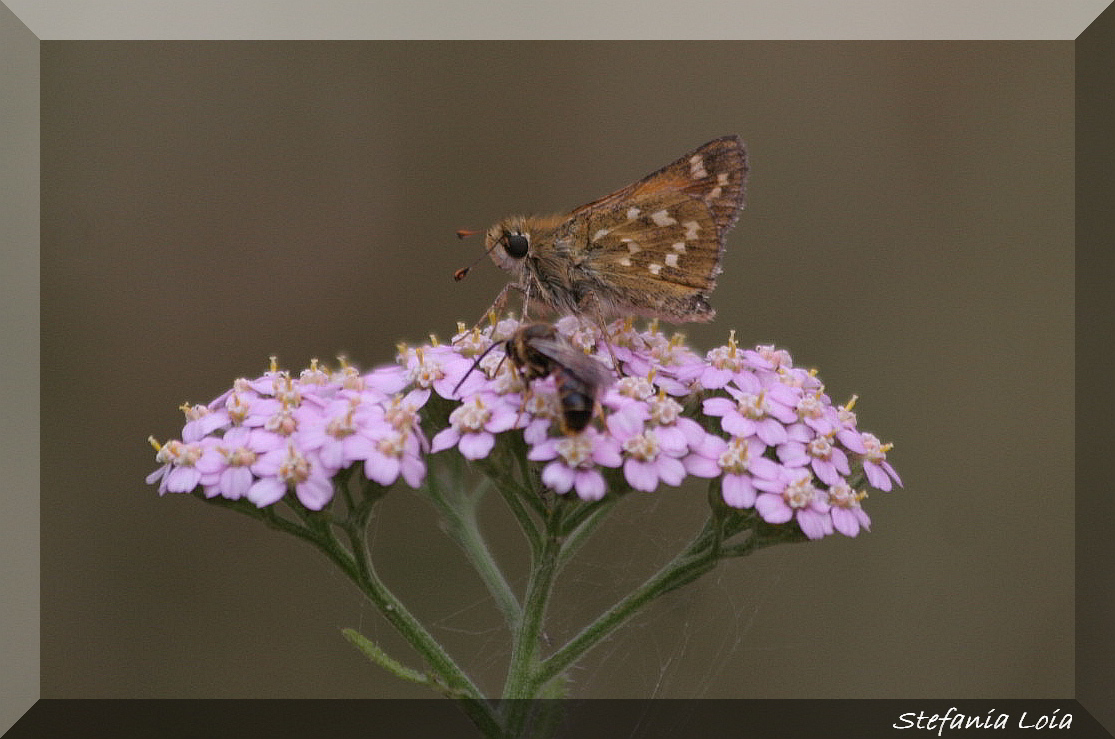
402;344;475;400
205;389;283;433
619;429;686;492
430;394;519;460
362;427;426;488
180;403;229;442
743;344;793;372
753;468;833;540
686;435;783;509
519;378;562;444
249;443;333;510
860;433;902;491
696;343;746;389
776;426;850;487
528;428;622;501
601;388;650;439
195;427;267;500
645;394;706;455
794;391;836;435
702;382;797;446
827;481;871;537
824;396;867;453
146;439;207;495
297;396;383;471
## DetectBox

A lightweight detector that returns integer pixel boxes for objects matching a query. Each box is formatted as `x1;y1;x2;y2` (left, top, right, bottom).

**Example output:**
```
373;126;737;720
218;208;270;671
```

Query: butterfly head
485;217;532;274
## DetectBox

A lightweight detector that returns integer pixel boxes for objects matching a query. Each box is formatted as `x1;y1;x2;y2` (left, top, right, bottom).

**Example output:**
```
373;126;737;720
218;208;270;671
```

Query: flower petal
831;507;863;537
401;456;426;488
864;461;892;491
796;509;830;540
430;427;460;454
528;438;559;461
166;467;201;494
624;459;659;492
722;474;756;508
656;456;686;486
458;432;495;460
702;397;735;417
755;493;792;523
541;461;575;494
684;453;721;478
247;477;286;507
297;475;334;510
365;452;401;486
574;470;607;501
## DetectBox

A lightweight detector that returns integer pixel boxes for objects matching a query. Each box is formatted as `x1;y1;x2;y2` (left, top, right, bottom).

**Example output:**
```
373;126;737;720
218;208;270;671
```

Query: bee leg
595;316;621;372
510;363;530;431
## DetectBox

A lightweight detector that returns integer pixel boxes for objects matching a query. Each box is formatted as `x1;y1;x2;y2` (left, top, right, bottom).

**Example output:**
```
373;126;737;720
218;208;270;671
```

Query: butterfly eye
504;233;529;259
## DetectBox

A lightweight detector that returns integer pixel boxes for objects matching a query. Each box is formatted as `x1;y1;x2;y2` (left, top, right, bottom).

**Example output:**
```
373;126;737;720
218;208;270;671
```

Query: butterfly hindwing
584;195;723;291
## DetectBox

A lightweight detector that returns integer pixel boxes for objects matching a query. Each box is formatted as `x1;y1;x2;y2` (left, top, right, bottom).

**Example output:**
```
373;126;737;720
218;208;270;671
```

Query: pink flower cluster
147;357;433;510
148;317;901;539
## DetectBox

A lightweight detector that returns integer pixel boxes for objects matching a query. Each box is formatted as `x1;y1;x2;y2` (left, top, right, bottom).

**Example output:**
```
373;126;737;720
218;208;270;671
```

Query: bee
455;136;747;326
455;322;614;434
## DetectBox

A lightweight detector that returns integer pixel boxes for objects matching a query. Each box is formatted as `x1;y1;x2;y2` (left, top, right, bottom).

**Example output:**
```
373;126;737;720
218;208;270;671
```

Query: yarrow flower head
148;317;901;540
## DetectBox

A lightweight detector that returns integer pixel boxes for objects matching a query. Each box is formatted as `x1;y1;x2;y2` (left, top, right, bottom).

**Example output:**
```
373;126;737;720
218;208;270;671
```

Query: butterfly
456;136;748;325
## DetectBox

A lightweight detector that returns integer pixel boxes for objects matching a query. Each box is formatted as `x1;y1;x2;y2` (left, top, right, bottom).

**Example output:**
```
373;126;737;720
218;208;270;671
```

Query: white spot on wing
651;210;677;227
683;220;700;240
619;257;632;267
593;228;610;241
649;263;662;275
689;155;707;179
626;207;641;220
627;242;641;254
665;253;680;268
717;173;730;186
709;186;722;199
672;242;686;253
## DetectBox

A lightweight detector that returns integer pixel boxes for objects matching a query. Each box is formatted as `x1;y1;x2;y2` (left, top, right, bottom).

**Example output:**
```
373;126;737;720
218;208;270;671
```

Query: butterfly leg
457;283;527;342
575;293;621;373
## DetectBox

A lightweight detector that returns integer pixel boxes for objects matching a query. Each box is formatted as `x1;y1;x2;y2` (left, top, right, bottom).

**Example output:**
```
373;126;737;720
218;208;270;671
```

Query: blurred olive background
41;42;1073;698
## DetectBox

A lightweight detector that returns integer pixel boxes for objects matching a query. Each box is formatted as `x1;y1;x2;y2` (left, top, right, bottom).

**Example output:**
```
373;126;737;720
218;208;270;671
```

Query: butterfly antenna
453;229;503;281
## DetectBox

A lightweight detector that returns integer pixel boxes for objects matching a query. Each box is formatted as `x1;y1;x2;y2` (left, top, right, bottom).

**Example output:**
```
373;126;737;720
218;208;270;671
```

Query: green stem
329;522;504;735
328;525;469;692
534;518;722;687
556;496;618;568
426;468;522;629
201;489;502;736
476;452;544;558
502;532;562;700
500;529;563;737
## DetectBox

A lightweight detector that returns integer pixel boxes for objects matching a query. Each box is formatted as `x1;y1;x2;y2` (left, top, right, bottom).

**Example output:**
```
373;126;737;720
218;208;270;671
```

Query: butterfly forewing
572;135;747;237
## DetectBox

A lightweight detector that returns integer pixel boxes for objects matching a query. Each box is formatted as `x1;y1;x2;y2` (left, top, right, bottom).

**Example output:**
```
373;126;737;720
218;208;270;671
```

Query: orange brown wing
571;135;748;238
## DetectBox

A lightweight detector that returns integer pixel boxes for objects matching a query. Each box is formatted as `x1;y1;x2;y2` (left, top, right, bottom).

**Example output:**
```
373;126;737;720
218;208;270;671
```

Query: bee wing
571;135;747;238
527;338;615;388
